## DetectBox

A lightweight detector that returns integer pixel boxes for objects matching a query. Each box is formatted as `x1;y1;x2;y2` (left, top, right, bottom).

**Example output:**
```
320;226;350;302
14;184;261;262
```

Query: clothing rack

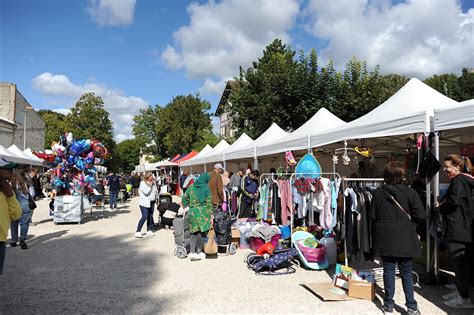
259;172;342;251
341;178;384;266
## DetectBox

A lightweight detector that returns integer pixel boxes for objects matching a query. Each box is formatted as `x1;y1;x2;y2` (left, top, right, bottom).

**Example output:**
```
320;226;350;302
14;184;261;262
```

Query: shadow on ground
1;231;174;313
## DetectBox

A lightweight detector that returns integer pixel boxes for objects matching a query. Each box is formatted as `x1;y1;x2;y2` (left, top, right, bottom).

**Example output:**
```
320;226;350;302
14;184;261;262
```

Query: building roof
215;80;239;116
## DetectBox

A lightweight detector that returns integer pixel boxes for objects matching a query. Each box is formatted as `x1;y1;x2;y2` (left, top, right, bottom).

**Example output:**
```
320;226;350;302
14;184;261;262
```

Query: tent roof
176;150;198;163
182;140;230;166
310;78;459;148
23;148;44;163
257;108;346;156
434;99;474;131
225;123;288;160
0;145;33;165
205;133;254;163
180;144;213;166
169;154;181;162
8;145;43;166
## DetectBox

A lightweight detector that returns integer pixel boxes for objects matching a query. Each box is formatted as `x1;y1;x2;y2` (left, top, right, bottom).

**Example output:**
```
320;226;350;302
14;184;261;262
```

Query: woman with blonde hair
10;173;33;249
439;155;474;309
135;172;155;238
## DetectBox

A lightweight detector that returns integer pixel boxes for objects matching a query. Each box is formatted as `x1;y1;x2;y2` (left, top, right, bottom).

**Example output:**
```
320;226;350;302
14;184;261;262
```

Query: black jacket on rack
440;173;474;243
370;184;425;258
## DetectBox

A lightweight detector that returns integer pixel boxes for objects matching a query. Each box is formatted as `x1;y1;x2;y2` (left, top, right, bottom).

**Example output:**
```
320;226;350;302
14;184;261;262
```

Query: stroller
173;211;190;259
245;248;299;275
157;193;173;227
213;209;237;256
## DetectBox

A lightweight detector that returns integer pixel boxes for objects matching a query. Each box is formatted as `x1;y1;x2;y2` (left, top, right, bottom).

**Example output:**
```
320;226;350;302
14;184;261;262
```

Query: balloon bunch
33;132;108;195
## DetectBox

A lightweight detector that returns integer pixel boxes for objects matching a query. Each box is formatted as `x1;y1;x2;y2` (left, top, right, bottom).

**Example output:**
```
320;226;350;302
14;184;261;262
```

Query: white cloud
199;78;227;96
306;0;474;77
87;0;136;27
52;108;71;116
161;0;300;93
32;72;149;142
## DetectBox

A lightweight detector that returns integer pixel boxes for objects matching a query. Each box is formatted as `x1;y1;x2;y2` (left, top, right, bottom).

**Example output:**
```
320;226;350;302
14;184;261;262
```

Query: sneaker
190;253;201;261
382;305;393;313
10;242;17;247
20;240;28;250
134;232;143;238
443;289;458;300
406;308;420;315
444;294;474;309
146;230;155;236
445;283;457;290
198;252;206;259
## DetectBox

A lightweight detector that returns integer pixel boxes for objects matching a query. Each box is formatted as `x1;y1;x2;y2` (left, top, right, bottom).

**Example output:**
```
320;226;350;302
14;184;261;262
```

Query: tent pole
425;134;432;274
223;153;226;170
253;146;258;171
433;132;440;276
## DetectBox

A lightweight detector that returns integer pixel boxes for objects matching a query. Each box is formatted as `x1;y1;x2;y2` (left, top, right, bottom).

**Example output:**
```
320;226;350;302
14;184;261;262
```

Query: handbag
204;227;218;254
28;195;37;210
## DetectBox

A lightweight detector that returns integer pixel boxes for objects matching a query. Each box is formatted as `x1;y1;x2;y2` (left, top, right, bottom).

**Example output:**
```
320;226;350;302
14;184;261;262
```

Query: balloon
70;139;89;156
75;158;85;171
33;151;56;163
65;132;74;146
45;149;54;155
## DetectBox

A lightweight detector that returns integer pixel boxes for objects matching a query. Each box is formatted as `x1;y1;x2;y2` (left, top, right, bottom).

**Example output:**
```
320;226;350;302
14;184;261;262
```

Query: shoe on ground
146;230;155;236
190;253;201;261
134;232;143;238
382;305;393;313
10;242;17;247
444;294;474;309
443;289;458;300
406;308;421;315
445;283;457;290
198;252;206;259
20;240;28;250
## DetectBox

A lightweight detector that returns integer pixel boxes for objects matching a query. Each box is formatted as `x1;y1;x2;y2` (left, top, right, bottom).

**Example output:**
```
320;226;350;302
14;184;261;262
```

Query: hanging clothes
278;179;293;226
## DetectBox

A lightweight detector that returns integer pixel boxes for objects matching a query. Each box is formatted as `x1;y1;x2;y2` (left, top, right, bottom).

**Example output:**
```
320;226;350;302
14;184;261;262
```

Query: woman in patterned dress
183;173;213;261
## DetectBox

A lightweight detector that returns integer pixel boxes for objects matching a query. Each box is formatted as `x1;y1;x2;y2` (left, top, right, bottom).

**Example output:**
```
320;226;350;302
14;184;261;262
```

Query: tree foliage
228;39;412;138
37;110;67;148
132;94;218;159
66;92;117;170
115;138;143;173
424;68;474;101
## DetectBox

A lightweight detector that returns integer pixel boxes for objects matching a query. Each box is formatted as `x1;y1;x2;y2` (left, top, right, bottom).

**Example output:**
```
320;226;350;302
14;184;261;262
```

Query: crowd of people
1;153;474;313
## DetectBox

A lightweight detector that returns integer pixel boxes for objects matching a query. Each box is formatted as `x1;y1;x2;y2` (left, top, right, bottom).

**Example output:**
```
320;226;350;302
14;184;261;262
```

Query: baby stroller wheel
176;246;187;259
229;243;237;255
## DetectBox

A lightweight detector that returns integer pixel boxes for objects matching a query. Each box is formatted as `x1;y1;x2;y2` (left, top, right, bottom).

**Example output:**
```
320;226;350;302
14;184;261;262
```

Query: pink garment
319;178;332;230
278;179;293;225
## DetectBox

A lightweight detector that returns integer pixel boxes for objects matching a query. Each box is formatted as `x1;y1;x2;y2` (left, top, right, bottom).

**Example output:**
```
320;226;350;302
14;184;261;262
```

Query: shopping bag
204;227;218;254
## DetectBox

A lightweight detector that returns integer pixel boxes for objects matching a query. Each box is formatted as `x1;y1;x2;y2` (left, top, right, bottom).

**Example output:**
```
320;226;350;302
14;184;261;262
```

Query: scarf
193;172;211;204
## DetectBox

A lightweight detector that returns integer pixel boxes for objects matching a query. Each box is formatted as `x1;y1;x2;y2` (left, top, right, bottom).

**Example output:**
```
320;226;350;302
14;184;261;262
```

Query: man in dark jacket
179;170;189;193
239;170;259;218
131;173;141;197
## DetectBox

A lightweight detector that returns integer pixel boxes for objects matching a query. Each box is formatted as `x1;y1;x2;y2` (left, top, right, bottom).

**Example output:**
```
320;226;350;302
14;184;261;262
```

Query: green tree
457;68;474;101
115;138;143;173
37;110;67;148
424;73;461;100
157;94;216;156
132;105;163;156
66;92;117;169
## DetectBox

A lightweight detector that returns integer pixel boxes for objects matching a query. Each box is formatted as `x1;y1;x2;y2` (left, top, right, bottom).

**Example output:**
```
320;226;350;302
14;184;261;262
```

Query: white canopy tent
0;145;33;165
310;78;459;149
257;108;346;157
8;145;43;166
23;148;44;164
184;140;230;170
434;99;474;132
204;133;254;168
224;123;288;170
180;144;213;167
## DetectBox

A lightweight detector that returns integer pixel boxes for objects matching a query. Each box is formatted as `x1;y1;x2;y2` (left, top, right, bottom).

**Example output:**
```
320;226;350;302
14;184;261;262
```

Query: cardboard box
231;228;240;238
348;279;375;300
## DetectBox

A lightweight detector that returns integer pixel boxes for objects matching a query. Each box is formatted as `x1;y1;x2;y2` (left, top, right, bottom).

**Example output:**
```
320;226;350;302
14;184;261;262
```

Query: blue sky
1;0;473;142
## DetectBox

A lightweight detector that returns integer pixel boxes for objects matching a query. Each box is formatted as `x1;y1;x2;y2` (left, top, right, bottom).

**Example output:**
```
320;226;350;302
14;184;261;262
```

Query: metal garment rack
341;178;384;266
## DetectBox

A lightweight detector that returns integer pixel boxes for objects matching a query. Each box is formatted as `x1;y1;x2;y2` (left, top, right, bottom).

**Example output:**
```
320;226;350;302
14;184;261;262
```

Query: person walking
0;161;22;274
183;173;213;261
149;175;158;229
438;155;474;309
370;162;425;315
209;163;224;209
107;172;121;210
239;170;260;218
180;170;189;194
135;173;155;238
10;174;33;250
131;173;141;197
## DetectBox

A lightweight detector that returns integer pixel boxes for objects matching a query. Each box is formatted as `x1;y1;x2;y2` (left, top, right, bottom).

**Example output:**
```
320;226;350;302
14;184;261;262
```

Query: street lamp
23;105;34;150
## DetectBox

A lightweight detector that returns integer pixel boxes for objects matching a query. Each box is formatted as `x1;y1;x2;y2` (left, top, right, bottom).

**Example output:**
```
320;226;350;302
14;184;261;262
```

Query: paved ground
0;197;464;314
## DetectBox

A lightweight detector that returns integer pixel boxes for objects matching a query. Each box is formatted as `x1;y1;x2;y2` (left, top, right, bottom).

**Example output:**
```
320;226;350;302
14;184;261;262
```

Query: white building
215;80;239;139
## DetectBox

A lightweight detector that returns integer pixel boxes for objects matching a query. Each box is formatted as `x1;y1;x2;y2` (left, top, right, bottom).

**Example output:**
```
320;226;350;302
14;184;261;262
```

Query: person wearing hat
208;163;224;208
0;160;22;275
